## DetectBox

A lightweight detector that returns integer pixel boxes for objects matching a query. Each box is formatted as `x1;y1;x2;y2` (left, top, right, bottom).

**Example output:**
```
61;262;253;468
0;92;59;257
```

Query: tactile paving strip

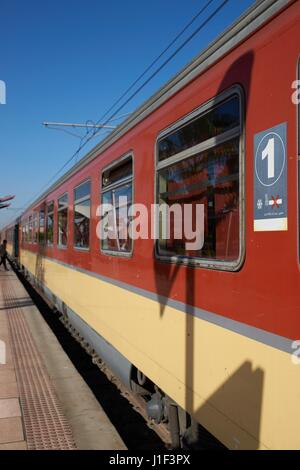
1;275;76;450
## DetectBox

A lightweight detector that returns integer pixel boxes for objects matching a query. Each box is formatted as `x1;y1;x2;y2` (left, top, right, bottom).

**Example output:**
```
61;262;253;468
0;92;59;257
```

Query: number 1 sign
254;123;287;231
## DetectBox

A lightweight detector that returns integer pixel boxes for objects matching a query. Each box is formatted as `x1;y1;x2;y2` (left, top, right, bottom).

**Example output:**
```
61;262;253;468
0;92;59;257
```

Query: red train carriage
3;0;300;449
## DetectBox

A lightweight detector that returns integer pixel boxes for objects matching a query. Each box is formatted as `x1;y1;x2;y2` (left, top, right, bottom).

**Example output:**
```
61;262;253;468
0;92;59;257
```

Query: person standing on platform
0;240;9;271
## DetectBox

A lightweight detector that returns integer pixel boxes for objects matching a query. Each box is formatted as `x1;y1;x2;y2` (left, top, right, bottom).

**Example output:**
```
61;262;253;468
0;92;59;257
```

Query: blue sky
0;0;255;227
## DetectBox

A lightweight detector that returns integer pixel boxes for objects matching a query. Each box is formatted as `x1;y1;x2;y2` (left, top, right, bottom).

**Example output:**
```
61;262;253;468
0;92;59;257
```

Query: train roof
11;0;293;221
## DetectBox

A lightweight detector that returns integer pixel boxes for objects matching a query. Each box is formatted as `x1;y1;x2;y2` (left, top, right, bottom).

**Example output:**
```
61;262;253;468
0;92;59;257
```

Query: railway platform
0;266;126;450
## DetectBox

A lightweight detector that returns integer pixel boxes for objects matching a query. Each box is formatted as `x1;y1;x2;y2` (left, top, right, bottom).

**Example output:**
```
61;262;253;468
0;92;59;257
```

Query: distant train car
1;221;20;258
3;0;300;449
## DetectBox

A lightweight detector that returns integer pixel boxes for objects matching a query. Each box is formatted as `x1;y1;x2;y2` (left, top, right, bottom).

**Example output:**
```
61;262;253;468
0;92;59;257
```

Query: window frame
57;192;68;249
100;152;134;258
154;85;245;271
73;179;91;251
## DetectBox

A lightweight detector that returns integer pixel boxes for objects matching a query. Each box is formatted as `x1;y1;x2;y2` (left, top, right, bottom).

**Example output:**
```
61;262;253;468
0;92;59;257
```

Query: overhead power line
89;0;216;129
64;0;230;165
18;0;230;214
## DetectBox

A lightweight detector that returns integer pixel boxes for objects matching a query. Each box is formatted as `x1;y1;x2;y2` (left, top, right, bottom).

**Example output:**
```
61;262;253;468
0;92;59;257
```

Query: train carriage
2;0;300;450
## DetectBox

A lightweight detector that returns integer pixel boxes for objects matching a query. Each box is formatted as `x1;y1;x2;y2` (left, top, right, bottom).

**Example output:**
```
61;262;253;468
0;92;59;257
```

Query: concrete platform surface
0;267;126;450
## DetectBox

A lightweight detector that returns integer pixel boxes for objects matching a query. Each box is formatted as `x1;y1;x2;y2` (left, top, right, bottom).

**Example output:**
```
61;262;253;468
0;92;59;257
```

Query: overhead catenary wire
68;0;218;155
14;0;230;216
87;0;216;131
44;0;215;155
51;0;230;172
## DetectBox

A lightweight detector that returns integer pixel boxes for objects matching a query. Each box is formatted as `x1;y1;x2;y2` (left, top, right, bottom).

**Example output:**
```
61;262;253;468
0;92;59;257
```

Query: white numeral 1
262;137;275;179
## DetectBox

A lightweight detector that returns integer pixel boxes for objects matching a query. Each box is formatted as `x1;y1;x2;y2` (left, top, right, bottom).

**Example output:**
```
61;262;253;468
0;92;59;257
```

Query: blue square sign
254;123;287;231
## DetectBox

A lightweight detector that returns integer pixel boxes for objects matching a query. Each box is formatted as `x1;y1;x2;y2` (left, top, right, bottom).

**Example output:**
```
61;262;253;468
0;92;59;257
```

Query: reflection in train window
157;93;242;266
158;96;240;161
58;193;68;247
33;212;38;243
24;220;29;243
101;156;133;254
46;201;54;245
39;209;45;244
28;215;33;243
74;181;90;249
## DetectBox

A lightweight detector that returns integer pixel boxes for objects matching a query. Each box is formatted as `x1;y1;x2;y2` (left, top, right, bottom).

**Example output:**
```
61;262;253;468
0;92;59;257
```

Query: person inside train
0;239;9;271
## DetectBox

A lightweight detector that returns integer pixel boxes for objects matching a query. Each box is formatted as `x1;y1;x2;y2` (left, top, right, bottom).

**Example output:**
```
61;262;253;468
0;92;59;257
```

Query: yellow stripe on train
20;248;300;450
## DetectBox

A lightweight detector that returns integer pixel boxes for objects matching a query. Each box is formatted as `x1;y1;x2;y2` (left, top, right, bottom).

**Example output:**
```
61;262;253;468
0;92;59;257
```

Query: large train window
46;201;54;245
28;215;33;243
101;154;133;255
74;181;91;249
22;224;25;243
24;220;28;243
39;209;45;244
33;212;38;243
57;193;68;247
156;88;243;269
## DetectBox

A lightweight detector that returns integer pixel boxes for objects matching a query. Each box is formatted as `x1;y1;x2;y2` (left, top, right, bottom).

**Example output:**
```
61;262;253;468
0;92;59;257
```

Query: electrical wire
66;0;230;164
88;0;215;130
16;0;230;214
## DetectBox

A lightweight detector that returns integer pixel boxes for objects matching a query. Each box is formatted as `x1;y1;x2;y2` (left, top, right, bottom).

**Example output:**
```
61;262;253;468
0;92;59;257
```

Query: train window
46;201;54;245
156;91;242;268
39;209;45;244
101;155;133;254
33;212;38;243
74;181;90;249
29;216;33;243
25;221;29;243
158;96;240;162
24;223;27;243
57;193;68;247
